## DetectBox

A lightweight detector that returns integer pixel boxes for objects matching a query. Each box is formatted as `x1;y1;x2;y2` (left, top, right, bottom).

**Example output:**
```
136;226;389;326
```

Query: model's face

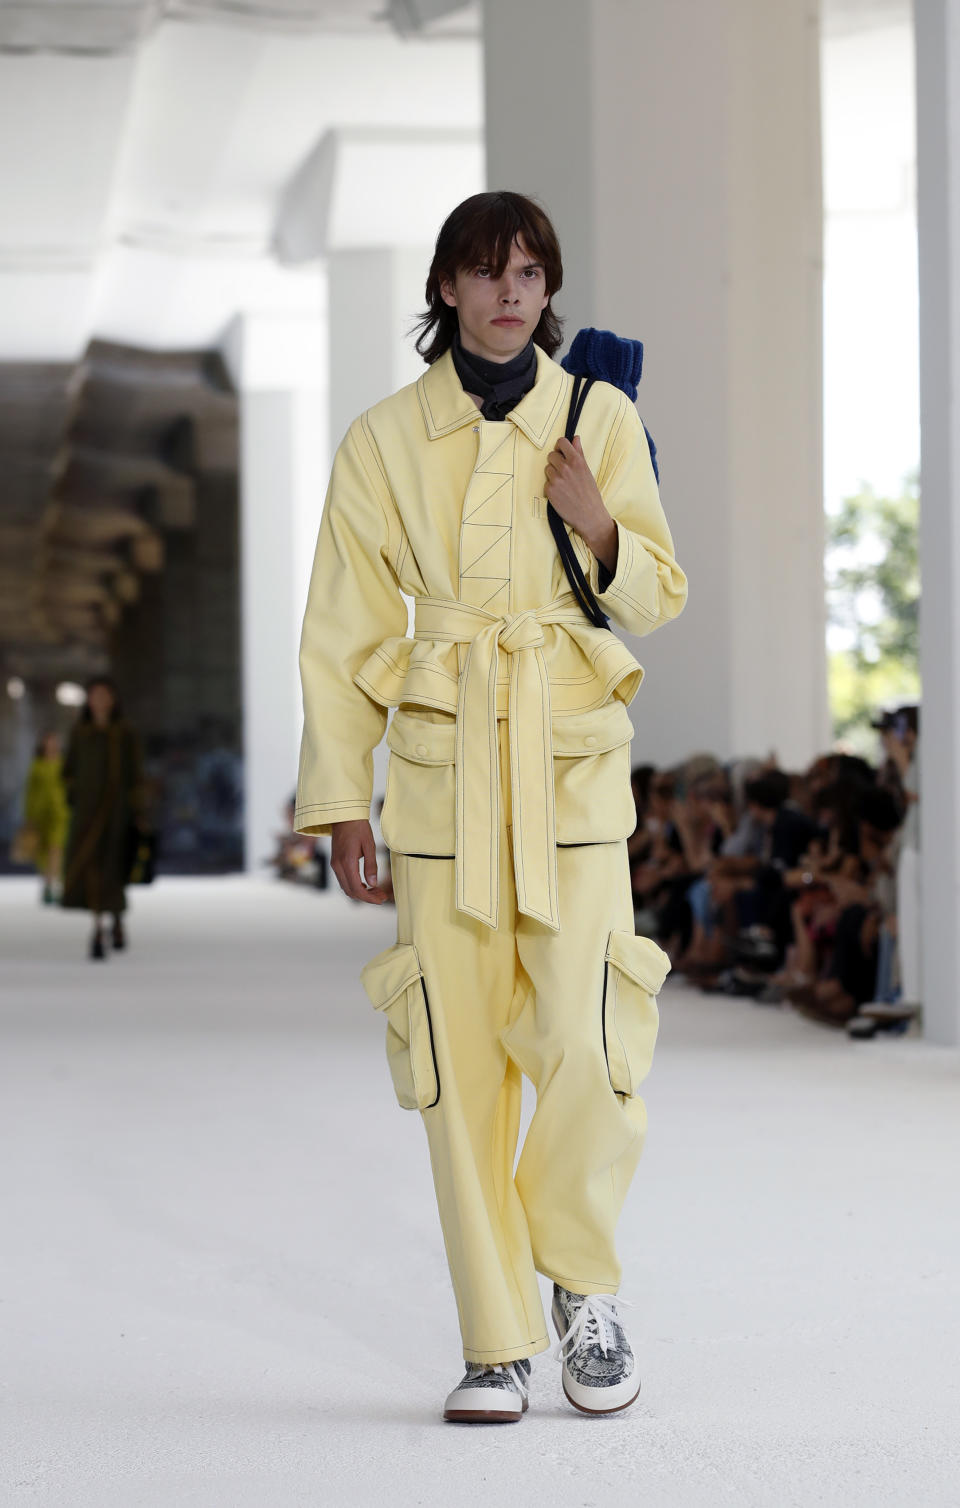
440;237;549;364
87;684;115;723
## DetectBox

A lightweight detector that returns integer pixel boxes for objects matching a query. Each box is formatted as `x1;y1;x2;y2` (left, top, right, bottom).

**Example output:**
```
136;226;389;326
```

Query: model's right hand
330;819;389;904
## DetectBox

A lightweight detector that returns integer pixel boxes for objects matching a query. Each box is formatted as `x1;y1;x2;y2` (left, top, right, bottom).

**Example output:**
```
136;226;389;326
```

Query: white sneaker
857;1000;920;1022
443;1358;531;1423
552;1285;640;1415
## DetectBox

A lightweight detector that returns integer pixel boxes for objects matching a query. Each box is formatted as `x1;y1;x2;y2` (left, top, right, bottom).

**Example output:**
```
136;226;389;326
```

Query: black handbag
126;825;157;885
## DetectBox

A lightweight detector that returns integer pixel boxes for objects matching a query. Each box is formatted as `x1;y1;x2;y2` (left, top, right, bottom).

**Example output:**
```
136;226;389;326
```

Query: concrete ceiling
0;1;909;362
0;0;482;675
0;3;482;360
0;1;480;54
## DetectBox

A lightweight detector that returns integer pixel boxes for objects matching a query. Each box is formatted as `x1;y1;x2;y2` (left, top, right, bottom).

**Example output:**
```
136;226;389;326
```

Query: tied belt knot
495;610;546;654
414;593;587;933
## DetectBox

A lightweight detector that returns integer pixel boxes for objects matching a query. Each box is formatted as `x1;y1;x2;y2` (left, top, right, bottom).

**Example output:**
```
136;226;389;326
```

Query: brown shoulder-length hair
414;191;564;365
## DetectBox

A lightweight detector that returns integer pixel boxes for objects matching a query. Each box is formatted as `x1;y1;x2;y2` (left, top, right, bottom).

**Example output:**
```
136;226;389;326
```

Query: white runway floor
2;874;959;1508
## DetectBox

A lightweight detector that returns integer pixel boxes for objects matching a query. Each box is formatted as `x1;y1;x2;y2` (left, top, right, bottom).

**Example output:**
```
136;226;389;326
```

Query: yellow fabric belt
414;593;587;933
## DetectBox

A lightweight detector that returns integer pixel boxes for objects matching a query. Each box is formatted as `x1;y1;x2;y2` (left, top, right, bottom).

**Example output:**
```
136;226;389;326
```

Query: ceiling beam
0;2;160;56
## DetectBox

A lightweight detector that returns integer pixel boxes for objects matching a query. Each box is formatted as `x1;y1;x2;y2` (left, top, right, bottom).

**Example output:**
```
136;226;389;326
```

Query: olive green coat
62;720;142;914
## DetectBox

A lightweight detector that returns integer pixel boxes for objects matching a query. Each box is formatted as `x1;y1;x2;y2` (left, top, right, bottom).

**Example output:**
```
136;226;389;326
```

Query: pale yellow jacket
296;343;687;932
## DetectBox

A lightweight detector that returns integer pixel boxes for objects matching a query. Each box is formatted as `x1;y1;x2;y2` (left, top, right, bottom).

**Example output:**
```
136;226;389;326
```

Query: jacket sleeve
587;393;688;637
294;415;408;836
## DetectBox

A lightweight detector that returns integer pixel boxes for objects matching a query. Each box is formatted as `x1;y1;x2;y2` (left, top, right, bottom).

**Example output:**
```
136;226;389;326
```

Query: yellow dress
24;756;68;871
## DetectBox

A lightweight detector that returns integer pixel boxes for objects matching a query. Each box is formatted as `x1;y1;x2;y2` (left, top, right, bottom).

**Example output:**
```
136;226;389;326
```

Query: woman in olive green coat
62;677;143;960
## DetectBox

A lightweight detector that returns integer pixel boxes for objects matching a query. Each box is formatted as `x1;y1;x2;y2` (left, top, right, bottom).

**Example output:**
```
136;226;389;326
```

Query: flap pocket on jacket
360;941;440;1111
552;702;636;844
602;930;670;1097
386;710;456;765
381;711;457;855
551;700;634;758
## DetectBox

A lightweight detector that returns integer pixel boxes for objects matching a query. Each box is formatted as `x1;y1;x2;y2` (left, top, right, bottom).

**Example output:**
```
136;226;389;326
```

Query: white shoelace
553;1293;633;1362
476;1362;529;1399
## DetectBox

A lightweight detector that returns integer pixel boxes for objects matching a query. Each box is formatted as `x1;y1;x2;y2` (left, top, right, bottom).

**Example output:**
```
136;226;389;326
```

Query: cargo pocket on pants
601;930;671;1097
360;941;440;1110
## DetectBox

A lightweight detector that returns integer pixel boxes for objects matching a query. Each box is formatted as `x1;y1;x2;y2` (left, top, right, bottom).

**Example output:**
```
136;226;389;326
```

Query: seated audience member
628;764;656;868
675;777;753;975
629;772;687;922
655;770;732;961
625;731;917;1038
628;764;658;925
783;785;902;1027
687;771;824;989
872;705;921;1020
272;794;328;888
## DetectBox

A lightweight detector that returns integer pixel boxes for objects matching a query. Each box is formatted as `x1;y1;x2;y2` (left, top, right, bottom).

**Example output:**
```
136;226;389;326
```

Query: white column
915;0;960;1046
482;0;829;770
222;312;328;873
327;248;427;810
327;247;429;447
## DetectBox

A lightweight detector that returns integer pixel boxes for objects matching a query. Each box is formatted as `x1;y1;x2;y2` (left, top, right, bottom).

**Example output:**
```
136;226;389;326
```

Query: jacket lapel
506;346;570;448
417;350;481;437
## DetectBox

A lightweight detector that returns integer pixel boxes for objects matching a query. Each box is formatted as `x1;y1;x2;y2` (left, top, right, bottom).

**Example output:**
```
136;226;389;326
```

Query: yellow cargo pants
361;720;669;1365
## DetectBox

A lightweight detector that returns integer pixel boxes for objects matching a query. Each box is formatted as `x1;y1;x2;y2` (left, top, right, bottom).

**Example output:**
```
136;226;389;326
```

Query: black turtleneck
451;331;538;421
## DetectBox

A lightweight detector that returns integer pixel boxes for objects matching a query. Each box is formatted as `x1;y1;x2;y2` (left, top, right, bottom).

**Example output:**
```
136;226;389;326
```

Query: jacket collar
417;344;570;449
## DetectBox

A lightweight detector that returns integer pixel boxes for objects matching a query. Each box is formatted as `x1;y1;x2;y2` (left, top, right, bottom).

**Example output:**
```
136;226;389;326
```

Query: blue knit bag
551;327;660;629
561;327;659;480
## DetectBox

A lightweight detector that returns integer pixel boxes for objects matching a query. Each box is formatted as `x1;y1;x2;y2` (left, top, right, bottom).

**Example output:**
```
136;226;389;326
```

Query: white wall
822;20;918;512
484;0;828;771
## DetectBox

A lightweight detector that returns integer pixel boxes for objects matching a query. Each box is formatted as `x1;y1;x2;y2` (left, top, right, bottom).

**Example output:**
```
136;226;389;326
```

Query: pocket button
584;735;598;748
415;743;429;757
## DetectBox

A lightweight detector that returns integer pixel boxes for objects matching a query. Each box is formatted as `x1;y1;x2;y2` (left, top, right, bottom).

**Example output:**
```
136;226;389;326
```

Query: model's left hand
544;437;618;574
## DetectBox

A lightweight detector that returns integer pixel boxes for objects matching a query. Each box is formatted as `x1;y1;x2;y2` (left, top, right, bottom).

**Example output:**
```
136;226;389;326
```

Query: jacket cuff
589;518;627;601
293;800;370;837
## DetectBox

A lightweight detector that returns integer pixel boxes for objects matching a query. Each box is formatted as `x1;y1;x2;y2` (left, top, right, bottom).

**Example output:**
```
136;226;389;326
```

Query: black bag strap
546;374;611;630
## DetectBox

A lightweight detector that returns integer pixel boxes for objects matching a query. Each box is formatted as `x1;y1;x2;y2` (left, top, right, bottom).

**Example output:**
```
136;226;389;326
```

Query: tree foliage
825;480;920;744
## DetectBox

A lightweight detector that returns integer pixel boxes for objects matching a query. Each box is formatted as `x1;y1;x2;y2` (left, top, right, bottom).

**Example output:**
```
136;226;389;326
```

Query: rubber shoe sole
443;1394;527;1424
856;1001;919;1022
552;1309;641;1416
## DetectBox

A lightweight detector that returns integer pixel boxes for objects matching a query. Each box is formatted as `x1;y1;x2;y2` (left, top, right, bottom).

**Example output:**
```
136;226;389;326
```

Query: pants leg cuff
538;1266;620;1296
462;1334;550;1366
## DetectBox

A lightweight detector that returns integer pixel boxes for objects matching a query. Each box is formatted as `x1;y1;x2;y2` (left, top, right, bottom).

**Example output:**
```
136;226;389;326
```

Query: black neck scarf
451;331;538;421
